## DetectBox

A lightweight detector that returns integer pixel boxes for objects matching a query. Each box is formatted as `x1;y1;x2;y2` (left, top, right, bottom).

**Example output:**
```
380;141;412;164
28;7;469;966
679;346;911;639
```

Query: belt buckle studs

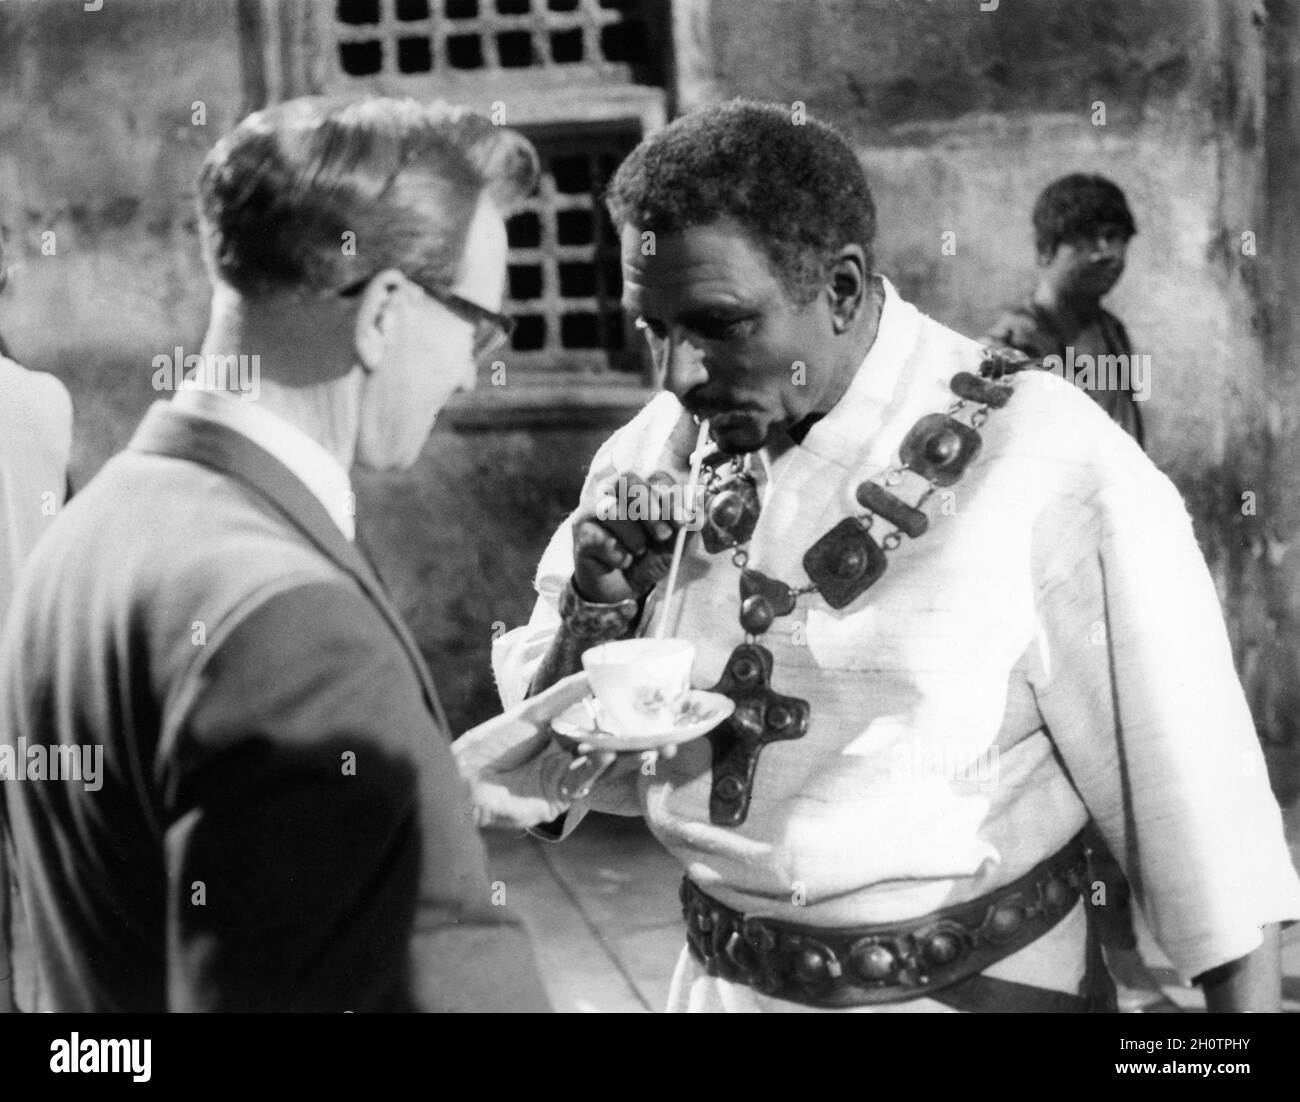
982;897;1028;944
739;918;783;994
788;936;843;993
1041;872;1073;914
915;920;972;970
724;929;757;975
849;938;899;985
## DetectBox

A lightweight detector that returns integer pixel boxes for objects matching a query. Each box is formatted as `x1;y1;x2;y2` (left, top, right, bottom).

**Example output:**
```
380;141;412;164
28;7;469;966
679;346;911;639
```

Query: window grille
312;0;667;400
334;0;652;78
504;128;640;377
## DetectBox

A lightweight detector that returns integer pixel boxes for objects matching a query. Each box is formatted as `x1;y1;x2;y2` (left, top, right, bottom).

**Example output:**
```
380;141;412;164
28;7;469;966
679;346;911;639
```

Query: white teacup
581;638;696;736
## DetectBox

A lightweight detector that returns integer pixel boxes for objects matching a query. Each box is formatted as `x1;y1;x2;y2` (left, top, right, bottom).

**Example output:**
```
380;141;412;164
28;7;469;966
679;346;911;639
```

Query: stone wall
1;0;1293;788
0;0;605;730
676;0;1298;800
680;0;1263;527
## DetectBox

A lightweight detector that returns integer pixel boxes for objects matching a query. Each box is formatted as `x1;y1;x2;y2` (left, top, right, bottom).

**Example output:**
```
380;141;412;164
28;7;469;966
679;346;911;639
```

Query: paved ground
484;813;684;1013
485;812;1300;1014
8;809;1299;1012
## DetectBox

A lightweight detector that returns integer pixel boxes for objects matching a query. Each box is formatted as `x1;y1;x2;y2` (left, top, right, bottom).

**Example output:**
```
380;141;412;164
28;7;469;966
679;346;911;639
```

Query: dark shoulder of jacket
1100;307;1134;354
219;577;407;672
186;576;428;745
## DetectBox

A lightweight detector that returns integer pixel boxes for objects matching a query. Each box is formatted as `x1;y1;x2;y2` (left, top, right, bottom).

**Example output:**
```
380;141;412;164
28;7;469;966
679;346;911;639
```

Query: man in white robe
461;101;1300;1012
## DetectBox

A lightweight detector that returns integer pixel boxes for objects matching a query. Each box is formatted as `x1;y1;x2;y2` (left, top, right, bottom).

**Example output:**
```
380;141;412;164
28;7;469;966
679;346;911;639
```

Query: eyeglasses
339;272;515;359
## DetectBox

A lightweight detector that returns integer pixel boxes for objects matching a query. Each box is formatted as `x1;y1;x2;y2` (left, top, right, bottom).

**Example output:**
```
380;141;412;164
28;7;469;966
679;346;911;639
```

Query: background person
986;174;1178;1011
984;173;1144;446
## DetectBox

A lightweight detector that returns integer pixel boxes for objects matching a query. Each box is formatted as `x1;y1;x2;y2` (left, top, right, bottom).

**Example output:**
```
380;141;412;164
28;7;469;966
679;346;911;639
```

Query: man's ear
825;245;867;333
352;269;407;374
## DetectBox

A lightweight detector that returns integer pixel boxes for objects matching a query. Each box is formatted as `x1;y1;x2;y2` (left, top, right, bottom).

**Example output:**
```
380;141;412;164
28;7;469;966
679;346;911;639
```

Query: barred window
334;0;652;78
504;129;639;377
240;0;671;412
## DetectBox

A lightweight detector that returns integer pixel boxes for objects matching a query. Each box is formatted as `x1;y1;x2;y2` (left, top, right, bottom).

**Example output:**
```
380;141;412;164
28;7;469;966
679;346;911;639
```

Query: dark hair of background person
605;99;877;306
1032;173;1137;258
197;96;539;299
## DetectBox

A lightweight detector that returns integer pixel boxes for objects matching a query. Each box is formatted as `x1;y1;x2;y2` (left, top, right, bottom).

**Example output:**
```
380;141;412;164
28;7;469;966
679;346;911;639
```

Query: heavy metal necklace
696;352;1030;826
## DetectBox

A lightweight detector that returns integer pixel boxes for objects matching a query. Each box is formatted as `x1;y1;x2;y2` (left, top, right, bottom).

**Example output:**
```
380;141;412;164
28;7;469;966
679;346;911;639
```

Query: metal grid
334;0;648;77
503;129;640;376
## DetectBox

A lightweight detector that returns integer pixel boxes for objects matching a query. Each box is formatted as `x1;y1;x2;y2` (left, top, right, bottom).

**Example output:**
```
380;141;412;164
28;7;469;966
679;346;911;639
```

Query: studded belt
681;835;1088;1009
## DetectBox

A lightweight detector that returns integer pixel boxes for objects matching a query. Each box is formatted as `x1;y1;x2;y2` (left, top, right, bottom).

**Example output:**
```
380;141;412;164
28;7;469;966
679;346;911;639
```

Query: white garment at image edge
0;354;72;626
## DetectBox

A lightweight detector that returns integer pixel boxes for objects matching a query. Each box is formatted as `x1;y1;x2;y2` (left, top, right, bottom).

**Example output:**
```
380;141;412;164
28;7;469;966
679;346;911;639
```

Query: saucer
550;690;735;752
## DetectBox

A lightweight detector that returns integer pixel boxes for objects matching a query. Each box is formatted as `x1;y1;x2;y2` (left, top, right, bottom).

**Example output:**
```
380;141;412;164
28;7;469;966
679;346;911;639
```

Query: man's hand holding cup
563;470;702;783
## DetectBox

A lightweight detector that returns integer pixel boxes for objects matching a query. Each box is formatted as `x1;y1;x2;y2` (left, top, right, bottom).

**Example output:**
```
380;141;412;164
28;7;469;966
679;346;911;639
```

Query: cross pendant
706;642;810;826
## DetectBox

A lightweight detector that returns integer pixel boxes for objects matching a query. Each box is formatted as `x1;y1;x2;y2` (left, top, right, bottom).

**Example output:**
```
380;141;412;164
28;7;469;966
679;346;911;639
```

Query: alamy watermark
595;475;706;532
0;738;103;793
890;740;1000;791
1041;347;1151;402
152;346;261;402
50;1033;151;1083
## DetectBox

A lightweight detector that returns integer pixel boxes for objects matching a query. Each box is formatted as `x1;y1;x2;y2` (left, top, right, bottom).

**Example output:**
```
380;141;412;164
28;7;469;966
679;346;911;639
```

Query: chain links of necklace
700;356;1025;638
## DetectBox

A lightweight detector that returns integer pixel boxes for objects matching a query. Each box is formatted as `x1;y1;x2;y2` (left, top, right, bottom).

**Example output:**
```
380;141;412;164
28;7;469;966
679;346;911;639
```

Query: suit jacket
0;402;550;1012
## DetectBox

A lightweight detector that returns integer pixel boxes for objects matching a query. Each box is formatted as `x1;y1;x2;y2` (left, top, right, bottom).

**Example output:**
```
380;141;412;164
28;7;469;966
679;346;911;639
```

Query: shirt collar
172;388;355;541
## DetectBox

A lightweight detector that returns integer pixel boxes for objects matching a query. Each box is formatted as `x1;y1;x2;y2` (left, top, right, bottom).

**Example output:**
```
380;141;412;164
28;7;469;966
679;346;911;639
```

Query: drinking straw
655;418;711;640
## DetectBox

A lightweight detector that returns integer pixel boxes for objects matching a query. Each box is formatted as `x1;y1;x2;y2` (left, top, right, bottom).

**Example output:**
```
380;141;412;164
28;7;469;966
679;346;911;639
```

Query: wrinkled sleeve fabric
492;518;574;713
165;580;550;1012
1029;461;1300;983
489;511;644;837
492;392;690;711
491;400;691;828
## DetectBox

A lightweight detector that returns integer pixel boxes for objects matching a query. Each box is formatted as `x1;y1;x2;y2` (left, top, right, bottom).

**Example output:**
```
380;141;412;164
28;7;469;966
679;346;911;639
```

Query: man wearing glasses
340;273;515;363
0;96;573;1012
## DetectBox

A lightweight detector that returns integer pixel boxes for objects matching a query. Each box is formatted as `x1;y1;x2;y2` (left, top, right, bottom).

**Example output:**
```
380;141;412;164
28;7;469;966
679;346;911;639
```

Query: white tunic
0;355;72;625
493;279;1300;1010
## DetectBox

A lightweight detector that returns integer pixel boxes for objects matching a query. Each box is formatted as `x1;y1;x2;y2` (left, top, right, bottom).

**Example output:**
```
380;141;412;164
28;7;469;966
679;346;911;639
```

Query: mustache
682;394;762;419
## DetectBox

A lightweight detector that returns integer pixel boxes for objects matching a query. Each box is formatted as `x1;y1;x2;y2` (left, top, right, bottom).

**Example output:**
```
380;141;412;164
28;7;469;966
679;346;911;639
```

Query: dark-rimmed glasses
338;272;515;359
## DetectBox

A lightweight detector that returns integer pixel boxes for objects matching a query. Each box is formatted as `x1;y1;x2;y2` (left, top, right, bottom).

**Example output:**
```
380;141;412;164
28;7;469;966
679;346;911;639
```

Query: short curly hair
198;96;538;298
605;100;876;306
1033;174;1136;257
